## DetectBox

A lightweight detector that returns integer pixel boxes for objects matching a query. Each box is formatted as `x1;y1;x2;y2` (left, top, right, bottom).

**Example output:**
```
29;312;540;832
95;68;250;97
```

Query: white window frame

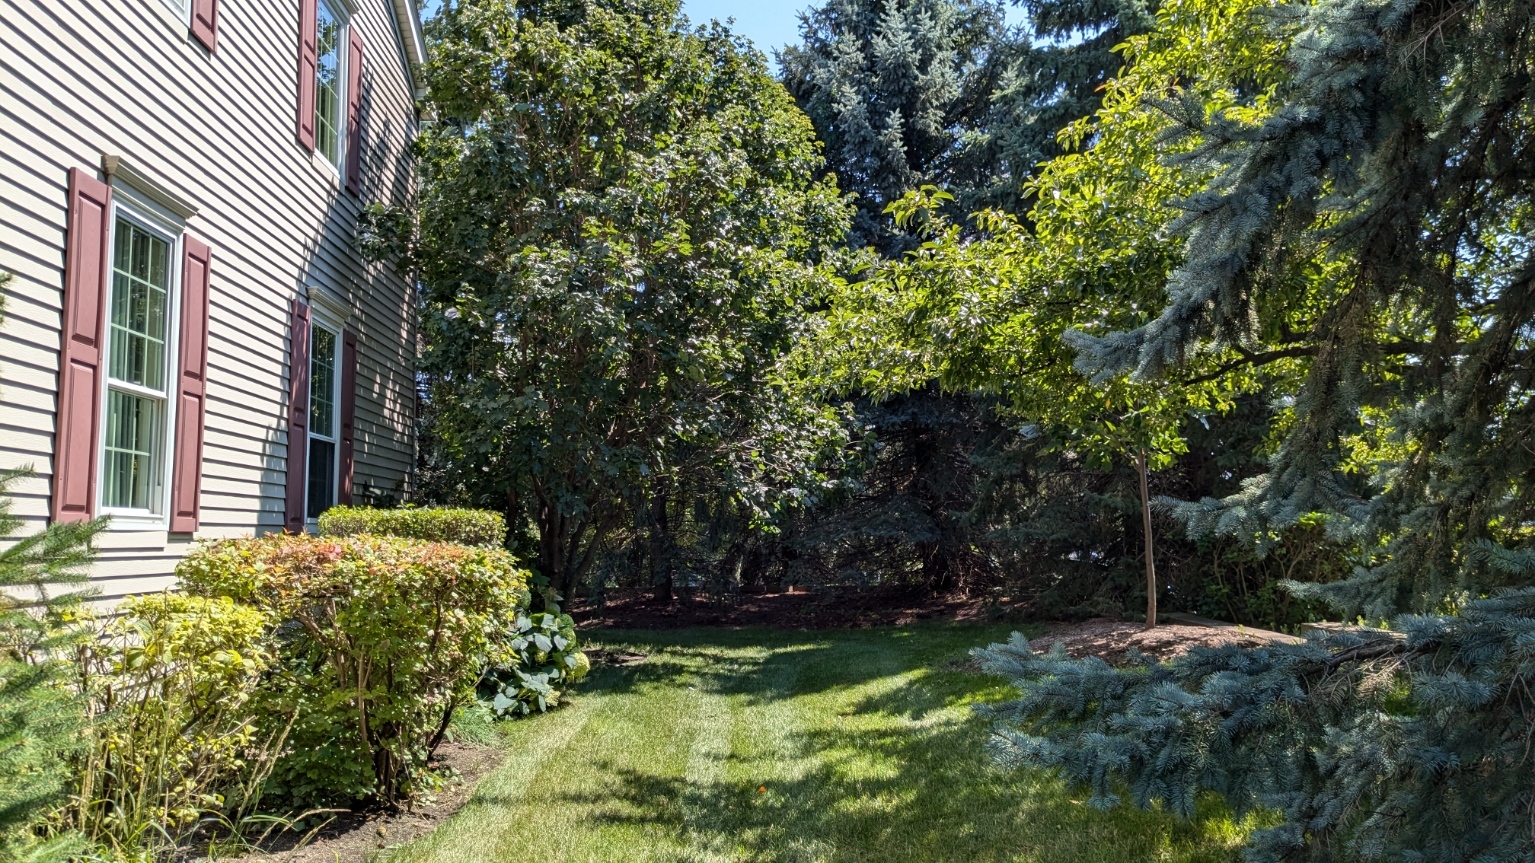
95;201;183;530
304;312;344;528
313;0;351;180
154;0;192;27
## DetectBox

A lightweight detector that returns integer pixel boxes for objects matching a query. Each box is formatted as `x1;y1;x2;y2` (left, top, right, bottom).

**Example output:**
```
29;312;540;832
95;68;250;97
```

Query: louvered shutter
295;0;318;151
169;237;212;533
344;28;364;195
52;168;112;524
191;0;218;52
338;330;356;504
284;300;311;532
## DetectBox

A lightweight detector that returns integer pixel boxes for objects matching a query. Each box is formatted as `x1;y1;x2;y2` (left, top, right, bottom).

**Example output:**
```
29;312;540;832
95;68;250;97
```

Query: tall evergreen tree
781;0;1160;250
779;0;1008;254
963;0;1157;214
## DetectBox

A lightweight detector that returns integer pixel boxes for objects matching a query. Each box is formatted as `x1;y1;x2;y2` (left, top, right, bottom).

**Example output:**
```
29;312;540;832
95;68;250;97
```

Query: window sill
99;513;172;533
311;150;343;185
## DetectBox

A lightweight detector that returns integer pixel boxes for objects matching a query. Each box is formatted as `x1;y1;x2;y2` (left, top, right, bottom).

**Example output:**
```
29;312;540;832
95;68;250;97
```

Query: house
0;0;425;602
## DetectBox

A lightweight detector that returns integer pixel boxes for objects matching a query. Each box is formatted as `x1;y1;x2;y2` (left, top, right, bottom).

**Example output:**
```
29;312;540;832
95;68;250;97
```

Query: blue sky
421;2;1029;60
679;0;813;56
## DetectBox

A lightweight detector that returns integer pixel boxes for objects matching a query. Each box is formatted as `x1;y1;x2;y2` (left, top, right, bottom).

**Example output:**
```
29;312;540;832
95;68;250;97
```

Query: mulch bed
214;741;503;863
1031;617;1291;665
570;586;1008;630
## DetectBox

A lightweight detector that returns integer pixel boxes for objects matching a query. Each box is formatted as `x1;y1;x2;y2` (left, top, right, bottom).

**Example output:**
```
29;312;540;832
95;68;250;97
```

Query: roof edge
390;0;428;99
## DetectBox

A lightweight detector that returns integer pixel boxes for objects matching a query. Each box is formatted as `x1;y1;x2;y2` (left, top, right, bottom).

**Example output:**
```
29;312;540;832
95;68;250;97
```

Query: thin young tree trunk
1137;448;1157;628
650;491;673;602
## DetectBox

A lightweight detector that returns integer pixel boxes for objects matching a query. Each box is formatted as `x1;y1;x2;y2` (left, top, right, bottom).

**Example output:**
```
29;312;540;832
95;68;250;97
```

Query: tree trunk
534;494;574;609
1137;448;1157;628
650;491;673;602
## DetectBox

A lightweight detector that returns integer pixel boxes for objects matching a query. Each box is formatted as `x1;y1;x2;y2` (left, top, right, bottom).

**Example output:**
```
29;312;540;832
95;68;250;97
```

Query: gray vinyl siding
0;0;419;602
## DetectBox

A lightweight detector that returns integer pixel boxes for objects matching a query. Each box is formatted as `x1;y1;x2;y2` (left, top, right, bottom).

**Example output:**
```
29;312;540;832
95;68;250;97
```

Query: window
314;0;344;167
160;0;190;21
306;322;340;519
101;216;177;515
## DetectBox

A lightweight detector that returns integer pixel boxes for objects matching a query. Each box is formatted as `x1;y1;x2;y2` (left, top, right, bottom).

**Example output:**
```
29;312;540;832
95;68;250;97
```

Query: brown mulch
215;741;503;863
571;586;1007;630
1030;617;1291;666
572;590;1294;667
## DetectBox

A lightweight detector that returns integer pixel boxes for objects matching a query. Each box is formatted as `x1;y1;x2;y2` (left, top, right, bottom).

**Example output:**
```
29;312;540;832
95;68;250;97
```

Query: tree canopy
391;0;857;600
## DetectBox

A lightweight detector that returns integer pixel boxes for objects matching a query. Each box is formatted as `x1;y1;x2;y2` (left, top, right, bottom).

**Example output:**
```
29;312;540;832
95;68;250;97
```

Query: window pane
307;438;336;519
310;326;336;437
103;389;163;511
315;0;342;164
109;220;170;390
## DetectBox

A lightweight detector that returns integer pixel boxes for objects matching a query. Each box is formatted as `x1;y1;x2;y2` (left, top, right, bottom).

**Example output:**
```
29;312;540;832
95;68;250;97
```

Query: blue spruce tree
983;0;1535;857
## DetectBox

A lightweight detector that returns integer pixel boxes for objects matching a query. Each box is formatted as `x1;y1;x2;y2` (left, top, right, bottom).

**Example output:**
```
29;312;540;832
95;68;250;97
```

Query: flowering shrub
177;534;529;804
317;505;507;548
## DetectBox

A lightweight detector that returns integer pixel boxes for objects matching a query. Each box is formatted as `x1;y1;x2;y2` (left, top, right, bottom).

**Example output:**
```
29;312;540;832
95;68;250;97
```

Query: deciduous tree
392;0;857;600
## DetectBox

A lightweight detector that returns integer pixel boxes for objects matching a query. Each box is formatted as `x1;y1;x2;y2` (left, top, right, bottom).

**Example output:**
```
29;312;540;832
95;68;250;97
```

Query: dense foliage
69;594;276;856
0;271;107;862
792;0;1301;619
480;610;588;716
178;534;530;804
378;0;859;602
319;505;508;548
1065;0;1535;624
775;0;1235;620
838;0;1535;852
976;582;1535;860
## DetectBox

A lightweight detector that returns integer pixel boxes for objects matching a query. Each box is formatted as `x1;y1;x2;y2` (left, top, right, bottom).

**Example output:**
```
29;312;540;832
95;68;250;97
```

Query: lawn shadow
579;626;922;705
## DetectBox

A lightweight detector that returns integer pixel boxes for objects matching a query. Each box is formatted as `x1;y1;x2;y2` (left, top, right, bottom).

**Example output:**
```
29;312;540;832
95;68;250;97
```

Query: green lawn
389;625;1251;863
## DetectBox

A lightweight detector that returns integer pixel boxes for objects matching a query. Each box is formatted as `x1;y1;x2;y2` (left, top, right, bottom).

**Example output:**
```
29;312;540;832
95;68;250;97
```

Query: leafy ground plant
67;594;281;858
480;611;588;716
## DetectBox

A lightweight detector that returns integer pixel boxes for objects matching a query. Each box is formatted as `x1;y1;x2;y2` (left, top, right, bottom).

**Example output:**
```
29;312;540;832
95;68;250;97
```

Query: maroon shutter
283;300;311;531
338;330;356;504
52;168;112;524
191;0;218;52
295;0;318;151
344;28;364;195
169;237;212;533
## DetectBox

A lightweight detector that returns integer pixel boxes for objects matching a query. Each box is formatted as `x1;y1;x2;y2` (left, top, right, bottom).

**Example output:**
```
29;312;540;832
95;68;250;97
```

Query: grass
390;624;1253;863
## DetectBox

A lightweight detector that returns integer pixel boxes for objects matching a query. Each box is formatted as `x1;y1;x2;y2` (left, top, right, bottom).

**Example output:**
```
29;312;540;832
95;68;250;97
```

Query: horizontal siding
0;0;419;602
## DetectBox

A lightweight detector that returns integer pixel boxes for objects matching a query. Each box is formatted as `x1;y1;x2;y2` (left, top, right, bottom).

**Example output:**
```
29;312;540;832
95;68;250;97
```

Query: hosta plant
481;612;588;716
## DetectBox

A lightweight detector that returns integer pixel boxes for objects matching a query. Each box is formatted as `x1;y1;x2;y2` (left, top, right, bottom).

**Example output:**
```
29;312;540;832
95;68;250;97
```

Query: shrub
178;534;529;805
481;611;588;716
69;594;277;856
317;506;507;548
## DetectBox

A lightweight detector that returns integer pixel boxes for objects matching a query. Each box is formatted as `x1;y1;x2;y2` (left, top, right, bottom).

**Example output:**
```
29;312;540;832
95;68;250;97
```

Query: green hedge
177;534;529;805
317;506;507;548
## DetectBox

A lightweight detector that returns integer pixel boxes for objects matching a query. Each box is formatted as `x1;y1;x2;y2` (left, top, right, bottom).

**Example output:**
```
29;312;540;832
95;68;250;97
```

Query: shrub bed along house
178;533;530;805
5;504;583;859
